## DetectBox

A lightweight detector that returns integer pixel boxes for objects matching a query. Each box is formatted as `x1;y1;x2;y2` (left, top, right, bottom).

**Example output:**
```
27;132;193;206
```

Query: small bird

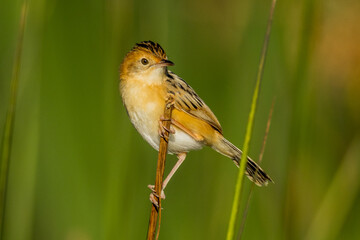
119;41;272;204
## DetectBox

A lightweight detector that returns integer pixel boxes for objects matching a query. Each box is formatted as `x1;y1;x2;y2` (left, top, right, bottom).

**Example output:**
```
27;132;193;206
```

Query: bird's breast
121;80;166;150
120;79;203;154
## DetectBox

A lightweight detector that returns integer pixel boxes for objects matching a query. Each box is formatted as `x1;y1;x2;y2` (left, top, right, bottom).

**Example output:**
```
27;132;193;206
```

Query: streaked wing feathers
165;71;222;134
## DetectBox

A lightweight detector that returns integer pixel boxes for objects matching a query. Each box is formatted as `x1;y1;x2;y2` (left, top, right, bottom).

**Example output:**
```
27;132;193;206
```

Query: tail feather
213;137;273;186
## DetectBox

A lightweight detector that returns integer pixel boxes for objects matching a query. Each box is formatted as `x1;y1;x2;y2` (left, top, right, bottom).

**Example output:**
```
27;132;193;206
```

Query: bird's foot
165;95;175;107
148;184;166;209
158;116;175;139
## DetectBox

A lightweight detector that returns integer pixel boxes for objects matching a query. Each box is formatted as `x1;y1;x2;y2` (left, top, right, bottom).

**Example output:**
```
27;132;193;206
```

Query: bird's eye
141;58;149;65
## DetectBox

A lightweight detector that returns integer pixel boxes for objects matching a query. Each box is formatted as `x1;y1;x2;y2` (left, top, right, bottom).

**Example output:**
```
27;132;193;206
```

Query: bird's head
120;41;174;83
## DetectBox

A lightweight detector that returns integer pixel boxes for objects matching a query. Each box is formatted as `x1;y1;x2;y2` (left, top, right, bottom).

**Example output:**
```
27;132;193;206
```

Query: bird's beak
156;59;174;67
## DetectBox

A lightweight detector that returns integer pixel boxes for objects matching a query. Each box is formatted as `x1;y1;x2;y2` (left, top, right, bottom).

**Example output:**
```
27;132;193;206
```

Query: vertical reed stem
226;1;277;239
237;98;276;240
147;98;173;240
0;1;28;238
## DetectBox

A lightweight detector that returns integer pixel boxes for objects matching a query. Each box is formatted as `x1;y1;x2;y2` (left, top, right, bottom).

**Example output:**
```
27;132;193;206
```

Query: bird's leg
148;153;187;207
163;152;187;190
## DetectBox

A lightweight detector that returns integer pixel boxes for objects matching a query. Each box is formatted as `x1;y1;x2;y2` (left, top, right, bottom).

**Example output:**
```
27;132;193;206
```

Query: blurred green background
1;0;360;239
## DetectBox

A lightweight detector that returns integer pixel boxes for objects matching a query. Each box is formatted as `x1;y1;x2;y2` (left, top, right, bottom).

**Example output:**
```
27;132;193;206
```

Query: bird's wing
165;71;222;134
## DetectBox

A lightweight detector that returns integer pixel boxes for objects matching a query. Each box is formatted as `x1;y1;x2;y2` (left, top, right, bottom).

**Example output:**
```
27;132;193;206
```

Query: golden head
120;41;174;82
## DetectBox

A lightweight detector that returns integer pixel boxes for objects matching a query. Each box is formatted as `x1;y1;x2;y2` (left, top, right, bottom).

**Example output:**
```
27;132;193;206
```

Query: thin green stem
305;138;360;240
226;1;276;239
0;1;28;238
237;98;276;240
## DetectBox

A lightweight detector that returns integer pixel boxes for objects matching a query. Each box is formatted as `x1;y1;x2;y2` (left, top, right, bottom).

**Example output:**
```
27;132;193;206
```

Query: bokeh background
1;0;360;239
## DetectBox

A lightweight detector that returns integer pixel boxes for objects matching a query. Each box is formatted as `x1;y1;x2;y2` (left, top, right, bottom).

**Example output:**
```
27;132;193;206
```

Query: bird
119;40;272;205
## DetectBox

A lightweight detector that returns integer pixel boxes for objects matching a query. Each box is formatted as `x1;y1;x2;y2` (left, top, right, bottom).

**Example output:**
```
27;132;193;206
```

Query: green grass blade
0;0;28;237
305;138;360;240
237;98;275;239
226;1;277;239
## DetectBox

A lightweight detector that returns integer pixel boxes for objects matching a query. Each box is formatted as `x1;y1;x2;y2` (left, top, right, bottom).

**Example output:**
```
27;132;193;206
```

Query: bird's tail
212;136;273;186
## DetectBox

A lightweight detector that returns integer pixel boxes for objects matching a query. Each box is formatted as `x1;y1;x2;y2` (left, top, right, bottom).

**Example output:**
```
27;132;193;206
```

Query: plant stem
305;138;360;240
237;98;276;240
226;1;276;239
147;98;173;240
0;1;28;238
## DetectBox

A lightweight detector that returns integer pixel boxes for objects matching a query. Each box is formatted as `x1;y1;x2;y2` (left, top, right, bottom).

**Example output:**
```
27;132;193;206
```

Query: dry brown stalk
147;97;173;240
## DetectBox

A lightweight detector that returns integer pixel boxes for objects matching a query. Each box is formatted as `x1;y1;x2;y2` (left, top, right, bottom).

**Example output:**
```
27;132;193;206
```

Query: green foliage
0;0;28;238
226;2;276;239
0;0;359;239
